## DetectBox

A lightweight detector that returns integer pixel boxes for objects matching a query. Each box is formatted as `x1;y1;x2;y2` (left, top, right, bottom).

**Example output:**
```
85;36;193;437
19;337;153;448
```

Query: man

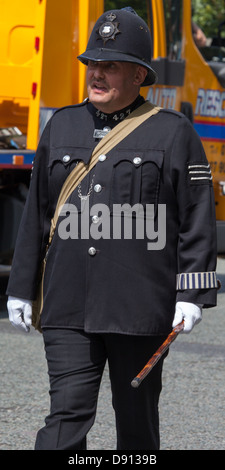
7;8;217;450
192;21;207;48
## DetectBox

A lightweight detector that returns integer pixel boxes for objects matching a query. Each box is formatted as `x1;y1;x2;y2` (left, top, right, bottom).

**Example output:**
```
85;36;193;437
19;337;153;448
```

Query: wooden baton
131;321;184;388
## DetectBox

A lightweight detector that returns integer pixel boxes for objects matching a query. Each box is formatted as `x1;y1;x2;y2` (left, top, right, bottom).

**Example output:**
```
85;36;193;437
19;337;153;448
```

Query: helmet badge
97;13;120;44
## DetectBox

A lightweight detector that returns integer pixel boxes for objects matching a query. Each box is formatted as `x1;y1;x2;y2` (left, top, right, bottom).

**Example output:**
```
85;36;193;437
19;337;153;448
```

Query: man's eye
107;63;117;70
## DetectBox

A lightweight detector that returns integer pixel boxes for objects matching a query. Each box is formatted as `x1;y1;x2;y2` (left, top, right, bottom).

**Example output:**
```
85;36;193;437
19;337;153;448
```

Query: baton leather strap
32;101;161;331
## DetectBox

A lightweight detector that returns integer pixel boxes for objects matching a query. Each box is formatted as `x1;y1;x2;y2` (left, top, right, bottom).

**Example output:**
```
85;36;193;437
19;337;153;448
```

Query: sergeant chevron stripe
176;271;217;290
188;163;212;183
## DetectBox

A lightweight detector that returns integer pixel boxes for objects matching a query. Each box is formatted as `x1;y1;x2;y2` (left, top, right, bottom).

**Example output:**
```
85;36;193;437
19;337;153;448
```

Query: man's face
86;61;146;113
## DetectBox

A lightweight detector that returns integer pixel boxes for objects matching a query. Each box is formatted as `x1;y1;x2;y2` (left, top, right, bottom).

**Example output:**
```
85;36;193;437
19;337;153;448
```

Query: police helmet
77;7;157;87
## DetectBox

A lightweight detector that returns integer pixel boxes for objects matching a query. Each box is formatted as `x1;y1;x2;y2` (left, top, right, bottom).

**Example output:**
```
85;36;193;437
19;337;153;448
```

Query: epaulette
159;107;184;119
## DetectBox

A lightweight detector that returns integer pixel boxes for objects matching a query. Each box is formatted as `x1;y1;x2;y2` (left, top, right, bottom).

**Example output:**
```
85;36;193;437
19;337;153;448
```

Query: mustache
90;79;108;89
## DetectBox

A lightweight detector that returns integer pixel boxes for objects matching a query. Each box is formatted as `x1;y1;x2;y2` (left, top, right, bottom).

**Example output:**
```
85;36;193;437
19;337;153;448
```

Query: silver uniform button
98;154;107;162
88;247;97;256
94;184;102;193
92;215;99;224
133;157;142;165
63;155;71;163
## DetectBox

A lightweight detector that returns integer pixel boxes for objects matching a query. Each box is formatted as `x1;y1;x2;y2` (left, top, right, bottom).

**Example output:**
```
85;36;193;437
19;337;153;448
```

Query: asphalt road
0;256;225;451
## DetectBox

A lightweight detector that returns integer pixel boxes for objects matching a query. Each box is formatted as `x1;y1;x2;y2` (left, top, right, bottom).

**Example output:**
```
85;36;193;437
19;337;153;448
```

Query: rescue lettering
195;88;225;118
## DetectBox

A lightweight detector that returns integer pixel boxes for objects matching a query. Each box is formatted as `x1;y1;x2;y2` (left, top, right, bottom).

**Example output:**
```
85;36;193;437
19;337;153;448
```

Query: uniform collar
87;95;145;125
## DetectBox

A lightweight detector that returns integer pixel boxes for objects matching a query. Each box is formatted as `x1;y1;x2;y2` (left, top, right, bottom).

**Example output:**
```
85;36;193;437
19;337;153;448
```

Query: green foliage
192;0;225;38
104;1;225;40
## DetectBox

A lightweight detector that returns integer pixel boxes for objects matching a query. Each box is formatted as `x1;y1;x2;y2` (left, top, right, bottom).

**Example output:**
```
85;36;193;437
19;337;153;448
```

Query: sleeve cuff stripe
176;272;217;290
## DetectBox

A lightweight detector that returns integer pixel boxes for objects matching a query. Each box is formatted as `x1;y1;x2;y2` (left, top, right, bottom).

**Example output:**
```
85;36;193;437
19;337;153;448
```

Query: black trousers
35;329;167;450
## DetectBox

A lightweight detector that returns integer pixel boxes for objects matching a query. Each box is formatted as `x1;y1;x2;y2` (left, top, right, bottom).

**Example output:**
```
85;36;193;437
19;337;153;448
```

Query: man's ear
133;65;148;86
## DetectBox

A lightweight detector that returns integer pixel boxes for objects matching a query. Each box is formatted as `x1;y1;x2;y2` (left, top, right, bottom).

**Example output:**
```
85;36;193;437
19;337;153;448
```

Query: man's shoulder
48;99;91;134
53;98;89;118
153;106;193;130
158;107;187;120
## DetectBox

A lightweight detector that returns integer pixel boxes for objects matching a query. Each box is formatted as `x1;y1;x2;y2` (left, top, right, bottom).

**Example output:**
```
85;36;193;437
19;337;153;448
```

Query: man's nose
92;63;105;78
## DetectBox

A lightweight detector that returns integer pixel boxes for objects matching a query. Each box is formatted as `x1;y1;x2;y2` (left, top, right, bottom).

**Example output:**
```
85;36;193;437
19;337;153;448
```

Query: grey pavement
0;256;225;451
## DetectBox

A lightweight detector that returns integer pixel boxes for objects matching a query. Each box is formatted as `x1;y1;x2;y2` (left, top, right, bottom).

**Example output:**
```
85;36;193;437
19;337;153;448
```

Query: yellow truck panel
148;0;225;252
0;0;103;150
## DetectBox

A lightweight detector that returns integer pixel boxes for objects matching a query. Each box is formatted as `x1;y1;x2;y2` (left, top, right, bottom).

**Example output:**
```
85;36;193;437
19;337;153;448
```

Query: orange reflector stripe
13;155;24;165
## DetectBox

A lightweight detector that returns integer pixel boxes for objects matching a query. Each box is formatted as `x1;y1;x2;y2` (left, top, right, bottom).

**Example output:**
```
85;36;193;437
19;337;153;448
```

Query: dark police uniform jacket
7;97;217;335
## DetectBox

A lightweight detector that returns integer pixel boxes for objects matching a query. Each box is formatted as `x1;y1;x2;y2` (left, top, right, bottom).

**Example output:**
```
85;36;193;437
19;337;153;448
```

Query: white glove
7;296;32;333
172;301;202;334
